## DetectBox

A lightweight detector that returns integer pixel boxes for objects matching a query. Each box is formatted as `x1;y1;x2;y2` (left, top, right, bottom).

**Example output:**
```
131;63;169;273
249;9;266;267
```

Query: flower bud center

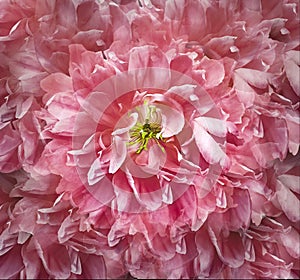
128;104;164;153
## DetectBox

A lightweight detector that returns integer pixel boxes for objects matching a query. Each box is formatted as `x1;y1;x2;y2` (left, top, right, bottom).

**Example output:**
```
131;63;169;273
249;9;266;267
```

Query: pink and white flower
0;0;299;279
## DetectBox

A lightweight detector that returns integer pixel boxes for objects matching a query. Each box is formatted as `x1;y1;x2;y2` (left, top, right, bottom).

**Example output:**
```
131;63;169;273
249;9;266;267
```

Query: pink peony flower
0;0;299;279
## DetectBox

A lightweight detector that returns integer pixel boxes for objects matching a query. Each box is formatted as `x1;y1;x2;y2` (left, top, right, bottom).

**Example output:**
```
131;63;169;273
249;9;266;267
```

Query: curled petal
193;119;230;170
285;50;300;96
109;136;127;174
0;246;23;278
276;179;300;222
208;228;245;268
195;116;227;138
34;237;71;279
199;57;225;89
88;158;106;186
160;105;185;138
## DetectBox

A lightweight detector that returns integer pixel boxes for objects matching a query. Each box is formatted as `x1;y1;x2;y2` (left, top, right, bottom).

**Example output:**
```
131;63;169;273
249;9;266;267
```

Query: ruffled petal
193;118;230;170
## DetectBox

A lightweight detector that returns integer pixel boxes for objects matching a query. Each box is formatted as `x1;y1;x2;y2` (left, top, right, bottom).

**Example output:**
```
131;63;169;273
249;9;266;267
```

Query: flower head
0;0;299;279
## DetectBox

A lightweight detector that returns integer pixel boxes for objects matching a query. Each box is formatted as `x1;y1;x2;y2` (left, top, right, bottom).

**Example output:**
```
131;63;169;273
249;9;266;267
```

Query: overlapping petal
0;0;299;279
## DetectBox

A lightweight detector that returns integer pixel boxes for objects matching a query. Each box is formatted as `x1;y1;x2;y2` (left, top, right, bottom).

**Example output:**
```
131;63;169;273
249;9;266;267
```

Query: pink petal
233;75;255;107
279;226;300;259
40;73;73;95
127;173;162;211
129;45;169;70
88;157;106;186
286;110;300;155
196;117;227;138
58;216;79;244
109;3;131;42
195;228;216;276
0;228;18;256
170;55;193;76
226;188;251;230
80;253;106;279
128;47;170;90
0;127;21;156
15;96;33;119
72;29;104;50
112;112;138;136
235;68;270;89
150;234;176;260
160;105;185;138
278;173;300;194
0;246;23;278
34;238;71;278
109;135;127;174
112;171;143;212
21;239;41;279
285;50;300;96
199;57;225;89
276;179;300;222
193;119;230;169
73;180;115;213
205;36;237;57
208;228;245;268
251;142;284;168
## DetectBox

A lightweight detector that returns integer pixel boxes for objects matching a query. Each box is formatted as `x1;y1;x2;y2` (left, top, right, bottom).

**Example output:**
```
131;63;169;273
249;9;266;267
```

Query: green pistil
129;119;164;154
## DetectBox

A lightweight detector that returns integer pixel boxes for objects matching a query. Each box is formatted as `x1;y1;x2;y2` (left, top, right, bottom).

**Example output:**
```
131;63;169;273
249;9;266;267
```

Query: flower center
129;119;163;153
128;104;164;153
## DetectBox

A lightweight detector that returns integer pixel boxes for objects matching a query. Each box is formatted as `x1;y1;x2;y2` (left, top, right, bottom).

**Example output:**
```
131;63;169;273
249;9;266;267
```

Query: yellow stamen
129;119;164;153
